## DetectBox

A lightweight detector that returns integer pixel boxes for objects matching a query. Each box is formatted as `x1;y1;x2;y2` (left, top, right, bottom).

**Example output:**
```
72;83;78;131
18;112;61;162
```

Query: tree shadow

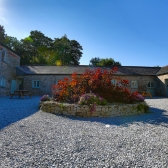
64;106;168;127
0;96;40;130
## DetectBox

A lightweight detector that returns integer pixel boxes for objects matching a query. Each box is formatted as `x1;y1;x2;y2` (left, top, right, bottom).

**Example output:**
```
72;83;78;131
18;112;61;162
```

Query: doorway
18;79;24;90
165;79;168;97
11;80;16;94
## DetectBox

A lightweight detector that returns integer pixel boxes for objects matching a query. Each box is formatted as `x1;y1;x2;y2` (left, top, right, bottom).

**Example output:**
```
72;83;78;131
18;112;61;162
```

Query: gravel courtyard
0;97;168;168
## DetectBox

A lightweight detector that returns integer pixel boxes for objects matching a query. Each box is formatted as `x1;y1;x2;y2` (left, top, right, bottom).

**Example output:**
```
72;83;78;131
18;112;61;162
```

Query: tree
29;30;52;48
16;37;35;65
4;36;21;51
17;30;53;65
89;57;121;66
37;46;58;65
98;58;121;66
0;25;6;43
0;25;83;65
53;35;83;65
19;33;83;65
89;57;101;66
53;35;71;65
69;40;83;65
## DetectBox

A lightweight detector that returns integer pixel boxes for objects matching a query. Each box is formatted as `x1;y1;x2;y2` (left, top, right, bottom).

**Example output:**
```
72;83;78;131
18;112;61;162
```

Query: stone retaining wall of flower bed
40;101;149;117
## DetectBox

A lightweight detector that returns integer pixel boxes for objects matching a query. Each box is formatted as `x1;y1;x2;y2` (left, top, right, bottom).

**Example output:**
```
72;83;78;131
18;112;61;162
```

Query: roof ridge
0;41;20;57
20;65;161;68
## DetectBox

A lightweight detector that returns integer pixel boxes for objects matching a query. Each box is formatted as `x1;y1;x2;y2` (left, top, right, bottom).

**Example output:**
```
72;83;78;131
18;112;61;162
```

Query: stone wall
0;44;20;96
113;75;156;95
21;74;157;96
157;74;168;96
22;75;71;96
40;101;148;117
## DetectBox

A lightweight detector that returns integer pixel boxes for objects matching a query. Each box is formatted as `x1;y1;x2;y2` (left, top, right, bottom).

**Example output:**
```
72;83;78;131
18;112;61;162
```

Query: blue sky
0;0;168;66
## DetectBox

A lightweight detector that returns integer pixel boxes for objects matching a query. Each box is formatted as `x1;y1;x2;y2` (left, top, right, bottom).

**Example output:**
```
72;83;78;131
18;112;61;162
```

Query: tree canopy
53;35;83;65
0;25;6;43
89;57;121;66
1;25;122;66
0;25;83;65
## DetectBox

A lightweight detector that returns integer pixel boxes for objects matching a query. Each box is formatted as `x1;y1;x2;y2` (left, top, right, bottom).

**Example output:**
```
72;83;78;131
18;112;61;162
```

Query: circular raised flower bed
40;101;149;118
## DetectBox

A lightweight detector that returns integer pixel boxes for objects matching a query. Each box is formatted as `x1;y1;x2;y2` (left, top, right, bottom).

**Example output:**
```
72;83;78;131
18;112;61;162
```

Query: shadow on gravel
66;106;168;127
149;96;168;99
0;96;40;130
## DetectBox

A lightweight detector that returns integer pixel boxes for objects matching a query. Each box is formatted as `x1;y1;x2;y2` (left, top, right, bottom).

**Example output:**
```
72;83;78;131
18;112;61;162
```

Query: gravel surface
0;97;168;167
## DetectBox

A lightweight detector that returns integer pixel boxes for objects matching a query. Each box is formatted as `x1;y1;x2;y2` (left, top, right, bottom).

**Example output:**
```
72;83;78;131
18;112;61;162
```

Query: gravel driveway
0;97;168;167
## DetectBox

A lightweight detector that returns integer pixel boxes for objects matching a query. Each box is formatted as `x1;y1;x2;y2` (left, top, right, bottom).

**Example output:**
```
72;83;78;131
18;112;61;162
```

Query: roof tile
16;65;161;76
156;65;168;75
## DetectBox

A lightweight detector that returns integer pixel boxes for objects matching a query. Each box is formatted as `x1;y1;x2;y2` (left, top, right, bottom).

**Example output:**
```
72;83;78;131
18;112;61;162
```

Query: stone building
0;42;168;97
156;66;168;96
15;65;165;97
0;42;20;96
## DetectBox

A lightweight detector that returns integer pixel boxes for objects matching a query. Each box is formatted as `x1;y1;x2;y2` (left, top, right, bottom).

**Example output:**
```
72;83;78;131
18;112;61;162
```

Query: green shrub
144;104;150;113
137;103;150;113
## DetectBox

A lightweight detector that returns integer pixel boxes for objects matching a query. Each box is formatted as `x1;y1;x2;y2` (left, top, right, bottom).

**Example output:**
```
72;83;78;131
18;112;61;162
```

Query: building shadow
1;96;168;129
145;96;167;99
0;96;40;129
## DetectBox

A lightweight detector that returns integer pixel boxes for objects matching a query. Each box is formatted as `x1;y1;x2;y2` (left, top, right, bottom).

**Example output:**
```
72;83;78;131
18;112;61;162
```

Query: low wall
40;101;149;117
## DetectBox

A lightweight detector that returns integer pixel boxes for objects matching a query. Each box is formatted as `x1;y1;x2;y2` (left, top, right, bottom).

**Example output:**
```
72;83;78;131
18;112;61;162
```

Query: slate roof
156;65;168;75
16;65;161;76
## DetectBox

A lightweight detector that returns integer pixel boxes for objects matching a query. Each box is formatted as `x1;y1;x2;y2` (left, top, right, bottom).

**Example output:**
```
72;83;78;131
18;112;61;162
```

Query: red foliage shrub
52;67;143;103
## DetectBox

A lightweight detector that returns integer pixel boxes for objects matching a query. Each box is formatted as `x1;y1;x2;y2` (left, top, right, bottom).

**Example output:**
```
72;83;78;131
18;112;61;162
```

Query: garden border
40;101;149;117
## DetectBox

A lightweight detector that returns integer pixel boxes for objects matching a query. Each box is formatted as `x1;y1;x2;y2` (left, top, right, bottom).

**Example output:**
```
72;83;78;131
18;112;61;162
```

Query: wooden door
11;80;16;94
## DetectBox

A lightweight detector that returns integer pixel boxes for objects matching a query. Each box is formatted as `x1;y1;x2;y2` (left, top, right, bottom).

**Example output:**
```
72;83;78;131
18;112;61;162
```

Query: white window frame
111;79;117;86
131;80;138;88
32;80;40;88
0;78;6;87
2;50;7;62
147;81;154;88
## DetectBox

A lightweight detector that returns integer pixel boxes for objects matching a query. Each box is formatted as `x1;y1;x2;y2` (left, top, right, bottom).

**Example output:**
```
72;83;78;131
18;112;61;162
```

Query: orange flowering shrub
52;67;144;103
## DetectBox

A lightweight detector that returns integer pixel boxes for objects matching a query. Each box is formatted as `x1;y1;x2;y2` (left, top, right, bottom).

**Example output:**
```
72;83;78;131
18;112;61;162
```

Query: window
0;78;6;87
32;80;40;88
131;81;138;88
147;81;154;88
111;79;116;86
2;50;7;62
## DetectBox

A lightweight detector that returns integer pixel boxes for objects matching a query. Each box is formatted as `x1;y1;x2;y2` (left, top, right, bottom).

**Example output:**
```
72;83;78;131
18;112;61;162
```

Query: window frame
131;80;138;88
2;50;7;62
32;80;40;88
0;78;6;87
147;81;154;88
111;79;117;86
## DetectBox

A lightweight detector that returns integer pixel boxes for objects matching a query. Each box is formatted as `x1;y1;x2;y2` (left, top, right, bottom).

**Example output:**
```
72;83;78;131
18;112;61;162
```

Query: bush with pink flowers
78;92;108;114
